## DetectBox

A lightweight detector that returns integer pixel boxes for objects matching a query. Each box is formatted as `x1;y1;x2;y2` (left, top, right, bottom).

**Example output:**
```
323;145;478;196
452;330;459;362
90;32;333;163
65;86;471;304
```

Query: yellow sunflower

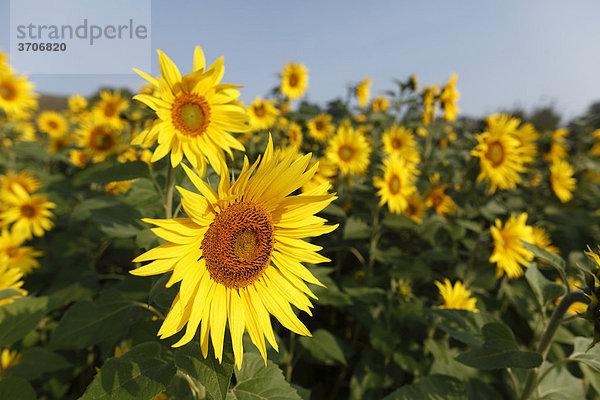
471;119;527;193
426;186;455;217
403;193;427;224
409;74;418;92
105;180;135;195
280;63;308;100
0;170;41;197
550;160;576;203
532;226;559;255
435;279;478;312
512;122;539;164
381;126;421;167
69;149;89;168
0;70;38;117
247;97;279;132
490;213;534;279
286;122;303;148
439;73;460;121
131;137;338;369
0;258;27;306
544;129;569;163
0;185;56;239
36;111;68;138
132;47;249;174
0;349;22;379
68;95;88;113
372;96;390;112
374;156;417;214
302;158;337;193
93;90;128;129
325;124;371;175
307;113;335;143
0;229;41;275
356;78;372;108
76;118;121;163
421;86;439;126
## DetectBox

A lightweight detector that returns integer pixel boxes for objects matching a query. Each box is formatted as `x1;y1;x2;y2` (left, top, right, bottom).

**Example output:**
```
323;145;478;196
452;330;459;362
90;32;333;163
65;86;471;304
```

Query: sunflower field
2;45;600;400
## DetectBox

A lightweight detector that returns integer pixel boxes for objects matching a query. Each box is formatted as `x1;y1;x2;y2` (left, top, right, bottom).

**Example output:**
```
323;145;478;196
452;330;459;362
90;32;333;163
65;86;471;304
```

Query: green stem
285;333;296;381
519;291;589;400
165;164;176;219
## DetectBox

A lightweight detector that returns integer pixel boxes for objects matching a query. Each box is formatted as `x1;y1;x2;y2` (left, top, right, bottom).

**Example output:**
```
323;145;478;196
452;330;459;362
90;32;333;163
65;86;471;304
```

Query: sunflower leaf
381;374;466;400
0;377;37;400
0;296;48;348
298;329;347;366
75;160;149;184
522;241;569;284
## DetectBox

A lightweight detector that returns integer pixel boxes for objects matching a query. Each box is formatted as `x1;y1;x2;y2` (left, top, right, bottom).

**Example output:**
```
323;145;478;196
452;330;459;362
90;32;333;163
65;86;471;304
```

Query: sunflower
471;119;527;193
0;50;8;71
408;74;418;92
381;126;420;167
439;73;460;121
286;122;303;148
247;97;279;132
105;180;135;195
76;118;121;163
435;279;478;312
421;86;439;126
325;124;371;175
403;193;427;224
0;229;41;275
512;122;539;164
0;70;38;117
426;186;455;217
68;95;88;113
93;90;128;128
532;226;559;255
132;47;249;174
280;63;308;100
36;111;68;138
307;113;335;143
13;121;37;142
372;96;390;112
356;78;372;108
131;137;338;369
0;185;56;239
490;213;534;279
374;156;416;214
0;258;27;306
550;160;576;203
0;349;22;379
302;157;337;193
0;170;41;197
544;129;569;163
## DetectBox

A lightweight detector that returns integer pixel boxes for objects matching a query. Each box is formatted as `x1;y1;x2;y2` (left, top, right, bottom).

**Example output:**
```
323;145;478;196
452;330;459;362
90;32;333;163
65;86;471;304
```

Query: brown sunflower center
20;204;37;218
202;202;274;289
172;94;211;137
90;127;114;150
0;82;16;101
47;120;59;130
388;175;401;194
338;145;355;162
315;120;324;131
288;73;299;88
253;103;265;117
5;246;18;258
391;138;403;149
104;101;118;118
486;141;505;167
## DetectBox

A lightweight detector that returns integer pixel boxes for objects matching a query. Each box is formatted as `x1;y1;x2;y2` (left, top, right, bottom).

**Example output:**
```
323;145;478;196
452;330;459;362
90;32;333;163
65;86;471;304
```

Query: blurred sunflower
131;137;338;369
426;186;454;217
286;122;303;148
36;111;68;138
105;180;135;195
68;95;88;113
307;113;335;143
0;70;38;117
372;96;390;112
512;122;539;164
0;349;22;379
0;170;41;196
247;97;279;132
76;118;121;163
0;258;27;306
421;86;439;126
403;193;427;224
490;213;534;279
435;279;478;312
374;156;416;214
302;157;337;193
471;119;526;193
356;78;372;108
93;90;128;129
0;185;56;239
439;73;460;121
132;47;249;174
69;149;89;168
0;229;41;275
325;124;371;175
550;159;576;203
381;126;421;167
280;63;308;100
544;129;569;163
532;226;559;255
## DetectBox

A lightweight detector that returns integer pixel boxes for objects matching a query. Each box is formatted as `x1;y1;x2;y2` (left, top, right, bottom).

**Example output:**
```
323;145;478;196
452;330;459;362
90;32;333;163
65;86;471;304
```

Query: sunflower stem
519;290;589;400
165;164;176;219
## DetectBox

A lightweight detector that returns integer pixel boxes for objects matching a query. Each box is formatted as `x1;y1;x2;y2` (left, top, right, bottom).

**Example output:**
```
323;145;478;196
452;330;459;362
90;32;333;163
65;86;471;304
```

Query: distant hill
38;94;68;111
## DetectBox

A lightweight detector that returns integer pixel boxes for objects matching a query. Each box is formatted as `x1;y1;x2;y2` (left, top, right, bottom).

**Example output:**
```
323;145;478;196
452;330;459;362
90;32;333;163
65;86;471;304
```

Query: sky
1;0;600;121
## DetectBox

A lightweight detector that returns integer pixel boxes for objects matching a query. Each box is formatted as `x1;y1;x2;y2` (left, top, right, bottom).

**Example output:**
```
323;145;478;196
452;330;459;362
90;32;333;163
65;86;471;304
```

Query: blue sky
1;0;600;120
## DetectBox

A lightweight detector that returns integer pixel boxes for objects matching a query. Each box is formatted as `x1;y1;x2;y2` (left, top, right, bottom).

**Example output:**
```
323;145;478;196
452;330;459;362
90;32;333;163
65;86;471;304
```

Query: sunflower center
338;145;355;162
288;73;299;88
0;82;16;101
392;138;402;149
172;94;211;137
20;204;37;218
254;104;265;117
315;121;324;131
47;120;59;130
90;127;114;150
5;246;18;258
487;141;505;167
202;202;274;289
388;175;401;194
104;102;118;118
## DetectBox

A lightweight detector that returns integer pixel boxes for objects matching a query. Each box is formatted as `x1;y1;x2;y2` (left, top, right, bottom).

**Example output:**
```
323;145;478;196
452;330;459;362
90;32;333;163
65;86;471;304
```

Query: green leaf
0;377;37;400
381;214;417;231
343;216;372;240
0;296;48;347
6;347;71;380
0;289;24;302
456;347;541;370
525;263;566;306
298;329;347;366
81;342;176;400
76;160;149;184
381;374;465;399
428;309;485;347
569;336;600;371
174;341;234;400
536;362;585;400
522;241;568;283
320;203;346;218
50;290;143;349
310;268;352;306
227;353;301;400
